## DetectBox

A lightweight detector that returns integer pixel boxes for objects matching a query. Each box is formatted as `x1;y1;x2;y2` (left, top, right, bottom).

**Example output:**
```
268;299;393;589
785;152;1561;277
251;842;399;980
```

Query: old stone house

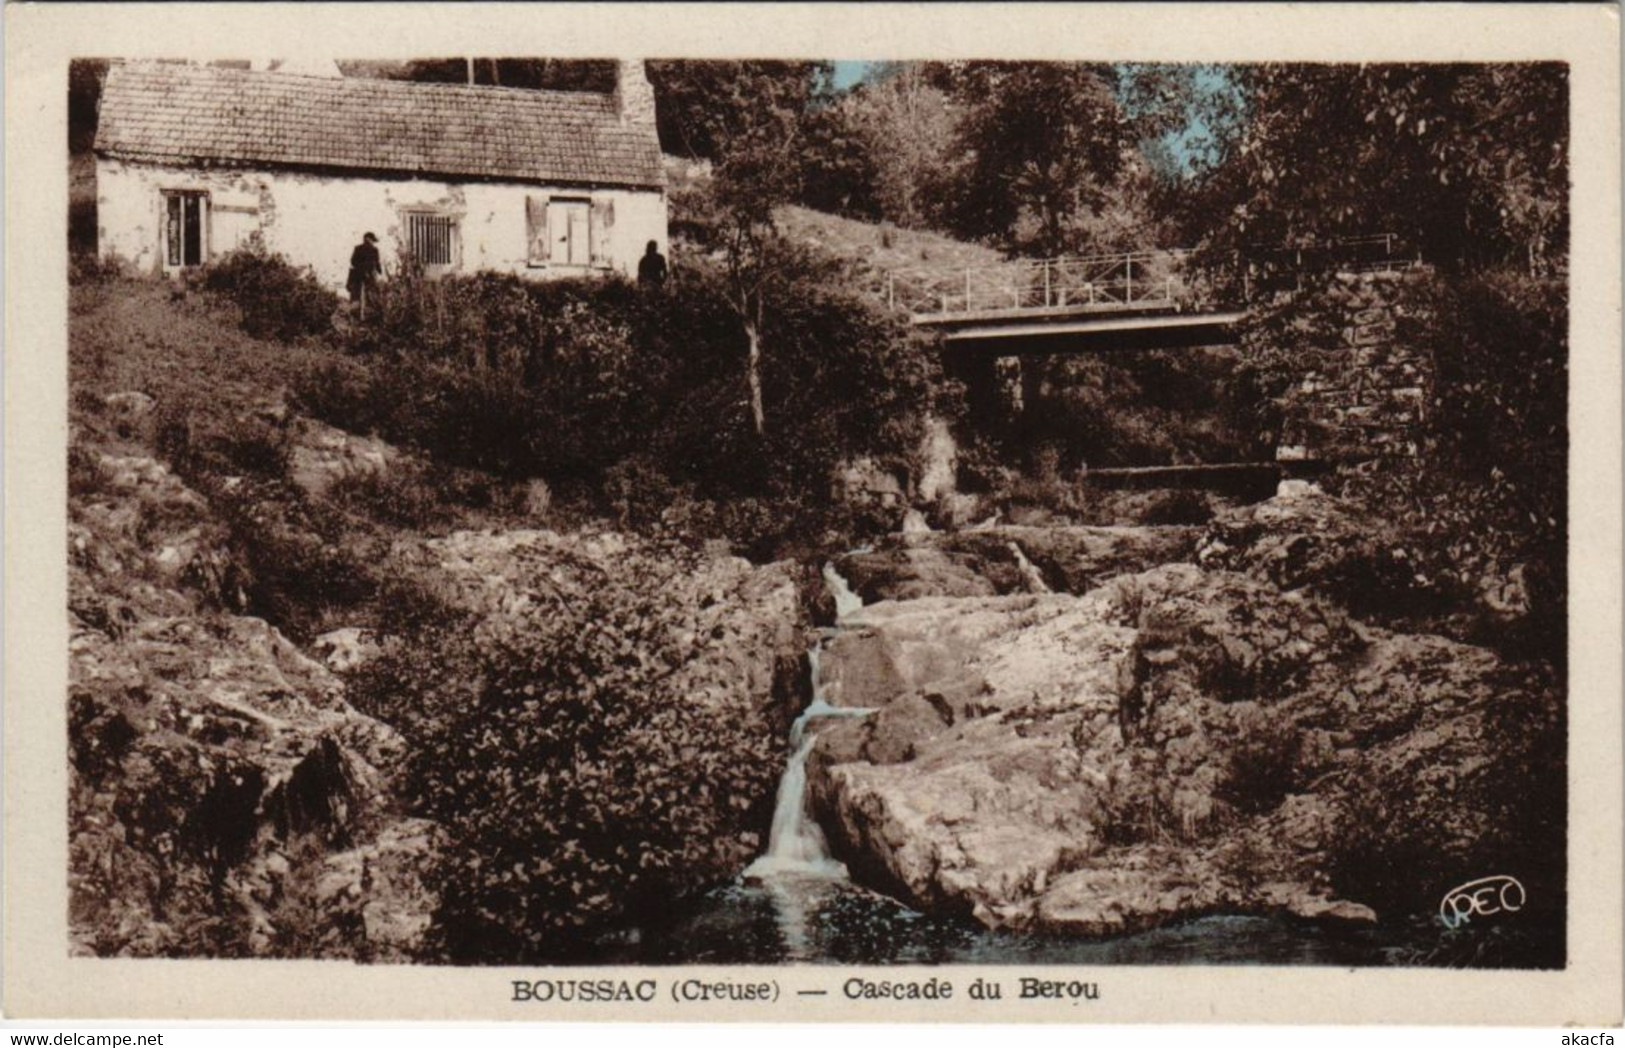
93;60;667;287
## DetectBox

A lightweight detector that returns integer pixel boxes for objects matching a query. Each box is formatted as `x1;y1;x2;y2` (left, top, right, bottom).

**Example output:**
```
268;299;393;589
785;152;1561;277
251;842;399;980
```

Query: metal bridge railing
882;236;1415;321
886;249;1195;318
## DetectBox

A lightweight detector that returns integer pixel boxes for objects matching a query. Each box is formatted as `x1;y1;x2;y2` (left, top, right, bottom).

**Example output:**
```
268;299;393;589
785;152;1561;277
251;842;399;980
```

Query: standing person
347;233;382;314
637;239;667;288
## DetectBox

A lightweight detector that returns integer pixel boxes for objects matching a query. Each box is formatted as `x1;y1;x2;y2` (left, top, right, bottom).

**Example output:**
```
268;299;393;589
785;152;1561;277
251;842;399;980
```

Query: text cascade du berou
509;976;1101;1006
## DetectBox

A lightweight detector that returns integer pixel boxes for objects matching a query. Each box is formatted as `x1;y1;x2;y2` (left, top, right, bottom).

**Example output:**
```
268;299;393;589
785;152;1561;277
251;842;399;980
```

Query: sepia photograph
61;49;1573;969
6;0;1621;1026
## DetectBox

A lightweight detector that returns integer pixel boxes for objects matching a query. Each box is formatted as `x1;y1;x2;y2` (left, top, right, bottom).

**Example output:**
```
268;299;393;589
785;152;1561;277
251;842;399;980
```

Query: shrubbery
1327;660;1565;967
295;253;953;556
206;474;382;641
346;542;782;962
204;247;339;341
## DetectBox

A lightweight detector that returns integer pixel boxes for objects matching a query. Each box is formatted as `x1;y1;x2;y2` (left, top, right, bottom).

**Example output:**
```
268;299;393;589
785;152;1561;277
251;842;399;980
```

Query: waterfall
901;508;931;536
744;646;874;881
822;561;864;622
744;565;874;883
1008;541;1051;594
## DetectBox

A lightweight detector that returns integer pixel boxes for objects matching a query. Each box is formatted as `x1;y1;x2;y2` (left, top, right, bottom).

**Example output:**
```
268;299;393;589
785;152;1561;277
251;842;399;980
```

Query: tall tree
1188;63;1568;273
934;61;1134;256
646;60;832;160
842;64;960;228
654;61;832;435
339;58;615;92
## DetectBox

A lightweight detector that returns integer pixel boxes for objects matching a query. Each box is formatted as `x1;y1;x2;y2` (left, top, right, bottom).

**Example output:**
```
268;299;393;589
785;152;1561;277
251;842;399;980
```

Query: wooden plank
1081;462;1278;479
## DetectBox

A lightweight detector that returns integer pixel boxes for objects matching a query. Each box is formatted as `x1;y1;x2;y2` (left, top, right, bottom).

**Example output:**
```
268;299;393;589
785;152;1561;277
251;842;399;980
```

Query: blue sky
827;60;1230;176
831;61;873;90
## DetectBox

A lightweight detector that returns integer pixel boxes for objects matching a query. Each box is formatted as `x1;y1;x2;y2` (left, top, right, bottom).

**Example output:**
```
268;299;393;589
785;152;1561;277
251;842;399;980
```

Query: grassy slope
70;279;341;440
775;204;1009;274
70;278;539;643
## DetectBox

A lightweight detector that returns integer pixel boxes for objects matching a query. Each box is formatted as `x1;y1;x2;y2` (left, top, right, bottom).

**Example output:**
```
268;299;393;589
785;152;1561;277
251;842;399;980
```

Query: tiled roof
95;63;664;189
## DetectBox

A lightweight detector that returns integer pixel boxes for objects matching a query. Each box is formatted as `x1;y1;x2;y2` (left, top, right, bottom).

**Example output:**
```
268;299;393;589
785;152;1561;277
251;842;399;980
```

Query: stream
590;562;1422;967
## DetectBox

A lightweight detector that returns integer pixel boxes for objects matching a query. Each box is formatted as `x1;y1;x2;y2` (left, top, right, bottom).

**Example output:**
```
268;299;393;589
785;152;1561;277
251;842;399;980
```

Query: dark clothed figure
637;240;668;288
347;234;381;305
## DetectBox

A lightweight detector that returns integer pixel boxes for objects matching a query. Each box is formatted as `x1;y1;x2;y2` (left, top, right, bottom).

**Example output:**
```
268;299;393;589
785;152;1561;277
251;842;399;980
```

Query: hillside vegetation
67;57;1568;968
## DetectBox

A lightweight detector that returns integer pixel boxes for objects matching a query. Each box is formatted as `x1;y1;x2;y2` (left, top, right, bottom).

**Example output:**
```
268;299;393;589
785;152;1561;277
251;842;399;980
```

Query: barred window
403;211;459;269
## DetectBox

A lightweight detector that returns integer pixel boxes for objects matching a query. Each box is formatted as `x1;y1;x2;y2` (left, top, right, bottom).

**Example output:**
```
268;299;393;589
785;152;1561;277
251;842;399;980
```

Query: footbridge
882;236;1409;353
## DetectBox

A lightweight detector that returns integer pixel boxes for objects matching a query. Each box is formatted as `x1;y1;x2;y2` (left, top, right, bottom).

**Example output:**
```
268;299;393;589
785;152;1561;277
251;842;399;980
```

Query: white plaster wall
97;157;668;288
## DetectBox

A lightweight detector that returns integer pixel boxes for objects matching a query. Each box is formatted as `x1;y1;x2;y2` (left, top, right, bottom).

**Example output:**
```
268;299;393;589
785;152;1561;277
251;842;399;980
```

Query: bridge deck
911;300;1181;327
886;238;1408;353
939;310;1247;353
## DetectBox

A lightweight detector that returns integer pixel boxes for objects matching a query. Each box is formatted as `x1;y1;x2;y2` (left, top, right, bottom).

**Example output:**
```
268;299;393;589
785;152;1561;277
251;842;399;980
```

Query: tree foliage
646;60;832;161
801;64;959;228
1187;63;1568;272
339;58;615;92
650;61;836;435
291;254;948;555
930;62;1134;256
347;542;783;962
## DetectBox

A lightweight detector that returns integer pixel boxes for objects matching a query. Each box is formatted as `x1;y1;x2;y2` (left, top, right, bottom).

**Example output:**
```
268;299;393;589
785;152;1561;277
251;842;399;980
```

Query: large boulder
417;527;807;733
287;416;400;499
1198;489;1444;623
806;562;1562;938
68;452;434;960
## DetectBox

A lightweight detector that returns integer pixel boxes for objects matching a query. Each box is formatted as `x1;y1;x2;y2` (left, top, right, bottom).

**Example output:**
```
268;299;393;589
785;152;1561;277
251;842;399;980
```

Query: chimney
614;59;657;130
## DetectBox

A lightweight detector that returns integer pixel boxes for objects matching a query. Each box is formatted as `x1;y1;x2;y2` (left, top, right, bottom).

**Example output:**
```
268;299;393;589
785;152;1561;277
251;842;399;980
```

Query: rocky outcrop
418;528;807;732
1202;488;1538;641
806;561;1561;937
287;417;400;499
1198;489;1420;610
69;451;434;959
834;524;1198;604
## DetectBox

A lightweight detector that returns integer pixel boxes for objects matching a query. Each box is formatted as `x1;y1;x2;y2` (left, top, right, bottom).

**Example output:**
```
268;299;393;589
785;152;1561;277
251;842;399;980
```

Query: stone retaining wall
1273;269;1434;465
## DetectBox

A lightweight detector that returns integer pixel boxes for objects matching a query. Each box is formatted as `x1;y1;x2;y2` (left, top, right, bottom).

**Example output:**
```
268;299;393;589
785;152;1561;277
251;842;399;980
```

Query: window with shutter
526;195;550;267
590;197;614;269
546;198;591;267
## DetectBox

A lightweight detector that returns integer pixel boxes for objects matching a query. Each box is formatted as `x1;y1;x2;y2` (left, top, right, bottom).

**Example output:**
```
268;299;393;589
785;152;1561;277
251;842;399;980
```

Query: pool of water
591;874;1420;966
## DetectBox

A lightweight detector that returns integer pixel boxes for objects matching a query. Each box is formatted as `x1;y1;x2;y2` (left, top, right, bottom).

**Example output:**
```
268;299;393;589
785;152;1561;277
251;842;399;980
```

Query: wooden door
547;199;590;266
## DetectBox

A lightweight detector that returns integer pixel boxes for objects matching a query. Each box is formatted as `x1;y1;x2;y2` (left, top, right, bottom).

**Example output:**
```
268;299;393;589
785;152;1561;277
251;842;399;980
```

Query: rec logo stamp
1438;875;1526;930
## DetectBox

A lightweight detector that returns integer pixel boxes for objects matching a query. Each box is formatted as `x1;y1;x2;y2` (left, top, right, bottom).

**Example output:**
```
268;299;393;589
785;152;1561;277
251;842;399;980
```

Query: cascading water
1008;541;1052;594
635;559;1416;965
901;508;932;536
743;646;872;881
739;563;876;956
822;561;865;622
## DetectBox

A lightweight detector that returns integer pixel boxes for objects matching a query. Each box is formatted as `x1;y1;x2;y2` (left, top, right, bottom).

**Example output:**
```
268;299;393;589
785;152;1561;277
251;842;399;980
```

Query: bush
989;348;1260;472
325;465;451;531
207;418;292;479
1140;488;1215;526
69;252;124;285
346;542;782;962
325;461;516;531
1326;662;1564;966
306;250;954;556
204;248;338;341
206;475;380;640
1361;269;1567;663
68;443;110;497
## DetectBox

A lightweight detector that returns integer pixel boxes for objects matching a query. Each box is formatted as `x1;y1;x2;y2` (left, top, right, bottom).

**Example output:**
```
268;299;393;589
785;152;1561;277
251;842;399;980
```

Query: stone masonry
1274;269;1433;466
